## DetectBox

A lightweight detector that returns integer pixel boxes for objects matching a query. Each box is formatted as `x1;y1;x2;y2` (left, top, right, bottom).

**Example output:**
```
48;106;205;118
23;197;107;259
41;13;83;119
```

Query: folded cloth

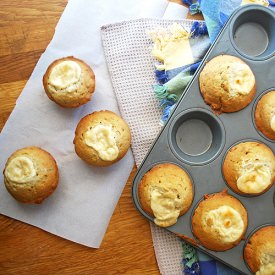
182;0;270;42
102;18;200;275
148;22;210;124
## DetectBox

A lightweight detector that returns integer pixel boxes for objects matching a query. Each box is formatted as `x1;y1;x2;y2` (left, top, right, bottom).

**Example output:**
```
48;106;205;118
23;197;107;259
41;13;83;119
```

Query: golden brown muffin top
138;163;193;227
43;56;95;108
255;90;275;140
74;110;131;167
3;146;59;204
244;225;275;274
223;141;275;195
192;190;248;251
199;55;256;113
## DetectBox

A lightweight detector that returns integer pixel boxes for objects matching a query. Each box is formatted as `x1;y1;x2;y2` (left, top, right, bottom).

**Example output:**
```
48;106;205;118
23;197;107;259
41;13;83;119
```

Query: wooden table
0;1;202;274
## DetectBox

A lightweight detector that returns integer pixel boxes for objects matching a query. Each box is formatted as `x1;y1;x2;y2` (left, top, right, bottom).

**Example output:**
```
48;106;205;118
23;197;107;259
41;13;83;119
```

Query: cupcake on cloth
199;55;256;113
223;141;275;195
138;163;194;227
244;225;275;275
43;56;95;108
192;190;248;251
3;146;59;204
255;90;275;140
74;110;131;167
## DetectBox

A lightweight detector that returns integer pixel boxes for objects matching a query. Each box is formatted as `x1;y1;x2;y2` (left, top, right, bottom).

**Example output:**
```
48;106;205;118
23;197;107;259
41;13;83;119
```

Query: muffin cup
230;5;275;60
190;190;248;252
132;161;195;228
252;88;275;143
168;108;225;165
221;138;275;197
243;223;275;274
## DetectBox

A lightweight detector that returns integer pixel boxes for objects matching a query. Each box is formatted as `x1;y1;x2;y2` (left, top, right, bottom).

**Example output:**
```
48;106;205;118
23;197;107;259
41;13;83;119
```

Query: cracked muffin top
199;55;256;113
138;163;193;227
223;141;275;195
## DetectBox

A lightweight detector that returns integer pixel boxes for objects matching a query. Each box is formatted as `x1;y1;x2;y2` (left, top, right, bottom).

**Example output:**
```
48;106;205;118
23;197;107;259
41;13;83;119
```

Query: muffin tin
132;5;275;275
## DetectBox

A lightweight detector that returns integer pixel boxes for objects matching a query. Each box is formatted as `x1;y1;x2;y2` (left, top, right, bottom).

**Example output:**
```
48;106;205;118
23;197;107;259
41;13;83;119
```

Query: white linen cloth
101;17;193;275
0;0;173;248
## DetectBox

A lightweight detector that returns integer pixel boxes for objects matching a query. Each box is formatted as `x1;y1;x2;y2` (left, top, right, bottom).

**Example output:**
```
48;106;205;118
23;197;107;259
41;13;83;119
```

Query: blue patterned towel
183;0;270;42
149;22;210;125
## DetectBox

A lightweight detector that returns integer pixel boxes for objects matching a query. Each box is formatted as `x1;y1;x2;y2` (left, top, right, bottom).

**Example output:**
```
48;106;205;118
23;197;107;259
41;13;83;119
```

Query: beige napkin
102;18;195;275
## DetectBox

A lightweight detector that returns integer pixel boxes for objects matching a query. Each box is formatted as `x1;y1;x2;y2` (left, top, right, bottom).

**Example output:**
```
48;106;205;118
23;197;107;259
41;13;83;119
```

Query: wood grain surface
0;1;202;274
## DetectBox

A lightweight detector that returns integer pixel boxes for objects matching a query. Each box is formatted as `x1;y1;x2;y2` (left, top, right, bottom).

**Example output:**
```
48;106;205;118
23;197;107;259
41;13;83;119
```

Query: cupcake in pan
223;141;275;195
244;225;275;275
3;146;59;204
199;55;256;113
191;190;248;251
43;56;95;108
138;163;194;227
74;110;131;167
255;90;275;140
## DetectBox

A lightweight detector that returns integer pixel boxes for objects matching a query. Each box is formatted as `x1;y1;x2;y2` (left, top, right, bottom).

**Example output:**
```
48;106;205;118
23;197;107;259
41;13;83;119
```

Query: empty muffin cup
169;108;225;165
230;5;275;60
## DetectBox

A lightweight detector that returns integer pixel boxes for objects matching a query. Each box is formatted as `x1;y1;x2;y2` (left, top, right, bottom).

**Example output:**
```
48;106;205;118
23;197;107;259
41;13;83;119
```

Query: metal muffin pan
132;5;275;275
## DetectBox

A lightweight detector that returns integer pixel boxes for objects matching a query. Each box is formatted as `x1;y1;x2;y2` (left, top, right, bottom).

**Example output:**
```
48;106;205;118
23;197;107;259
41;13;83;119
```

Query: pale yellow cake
192;191;248;251
43;56;95;108
138;163;193;227
3;146;59;204
244;225;275;275
74;110;131;167
199;55;256;113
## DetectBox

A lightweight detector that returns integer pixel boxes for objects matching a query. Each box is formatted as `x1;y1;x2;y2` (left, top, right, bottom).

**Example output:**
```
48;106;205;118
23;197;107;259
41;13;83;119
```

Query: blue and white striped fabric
151;0;272;274
152;21;210;125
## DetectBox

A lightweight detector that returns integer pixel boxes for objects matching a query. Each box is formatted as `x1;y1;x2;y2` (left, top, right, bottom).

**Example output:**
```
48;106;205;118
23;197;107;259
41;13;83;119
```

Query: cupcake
43;56;95;108
74;110;131;166
3;146;59;204
255;90;275;140
192;190;248;251
244;225;275;275
199;55;256;113
223;141;275;195
138;163;193;227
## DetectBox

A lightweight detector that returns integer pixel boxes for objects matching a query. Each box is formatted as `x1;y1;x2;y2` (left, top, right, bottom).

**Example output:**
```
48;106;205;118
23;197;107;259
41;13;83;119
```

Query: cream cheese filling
48;60;82;92
150;186;182;227
204;205;244;243
5;156;36;183
256;252;275;275
84;124;119;161
237;163;272;193
227;63;255;97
